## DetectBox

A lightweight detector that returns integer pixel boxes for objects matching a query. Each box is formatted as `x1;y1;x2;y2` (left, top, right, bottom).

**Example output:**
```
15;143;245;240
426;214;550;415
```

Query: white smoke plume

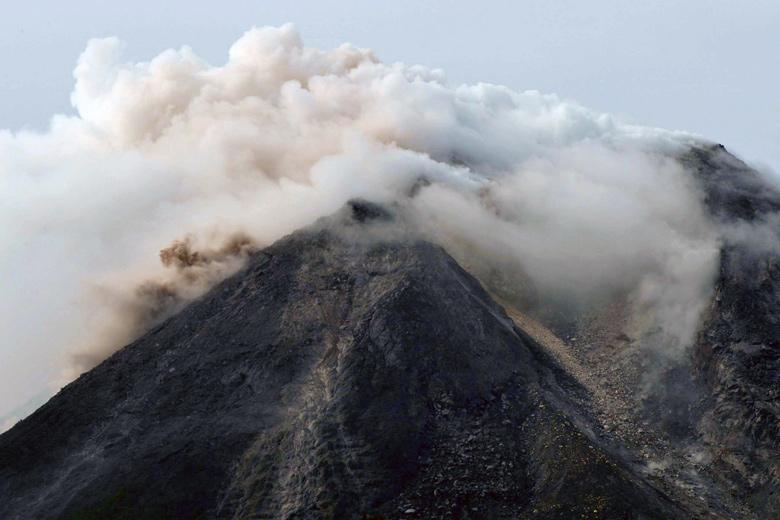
0;24;722;421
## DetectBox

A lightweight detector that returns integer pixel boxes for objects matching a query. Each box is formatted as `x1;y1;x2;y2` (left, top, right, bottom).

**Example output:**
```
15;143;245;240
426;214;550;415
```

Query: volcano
1;146;779;520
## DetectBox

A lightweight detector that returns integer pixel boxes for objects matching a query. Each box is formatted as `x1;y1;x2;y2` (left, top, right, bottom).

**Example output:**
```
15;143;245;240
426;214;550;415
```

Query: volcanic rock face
685;146;780;514
1;146;779;520
1;202;690;519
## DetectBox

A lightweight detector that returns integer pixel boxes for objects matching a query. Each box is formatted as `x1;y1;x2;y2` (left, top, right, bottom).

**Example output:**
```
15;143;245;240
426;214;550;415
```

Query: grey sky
1;1;778;171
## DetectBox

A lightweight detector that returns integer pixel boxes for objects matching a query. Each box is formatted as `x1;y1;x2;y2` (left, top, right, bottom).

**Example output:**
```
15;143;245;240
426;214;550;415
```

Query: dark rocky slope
685;145;780;515
2;144;779;520
492;145;780;520
1;202;689;519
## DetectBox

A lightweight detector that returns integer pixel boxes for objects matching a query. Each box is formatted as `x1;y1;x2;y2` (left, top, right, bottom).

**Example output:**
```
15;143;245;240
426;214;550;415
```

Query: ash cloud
63;233;256;379
0;24;731;417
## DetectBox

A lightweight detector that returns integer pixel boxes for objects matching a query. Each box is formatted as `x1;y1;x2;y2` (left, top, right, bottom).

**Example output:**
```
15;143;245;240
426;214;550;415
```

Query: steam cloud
1;24;724;422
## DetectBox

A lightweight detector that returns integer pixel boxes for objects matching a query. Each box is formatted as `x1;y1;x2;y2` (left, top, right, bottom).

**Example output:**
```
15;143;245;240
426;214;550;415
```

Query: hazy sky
0;1;778;171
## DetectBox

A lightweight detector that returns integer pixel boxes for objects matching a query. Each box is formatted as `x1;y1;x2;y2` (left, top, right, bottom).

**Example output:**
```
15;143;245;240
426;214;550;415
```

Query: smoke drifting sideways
0;24;727;421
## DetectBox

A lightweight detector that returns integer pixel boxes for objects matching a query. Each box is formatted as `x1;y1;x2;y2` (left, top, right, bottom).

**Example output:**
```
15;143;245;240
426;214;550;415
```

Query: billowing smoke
64;232;256;379
0;24;724;421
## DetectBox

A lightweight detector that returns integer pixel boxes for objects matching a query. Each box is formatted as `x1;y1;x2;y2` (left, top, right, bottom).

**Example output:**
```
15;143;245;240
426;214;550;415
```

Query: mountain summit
1;147;779;520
